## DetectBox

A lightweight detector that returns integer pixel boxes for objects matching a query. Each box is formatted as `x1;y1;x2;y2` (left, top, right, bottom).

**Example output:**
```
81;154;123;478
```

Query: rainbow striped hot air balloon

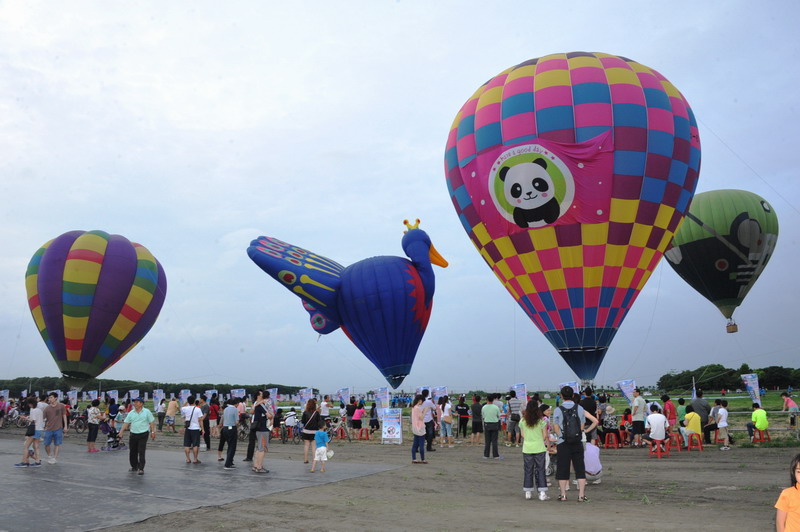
25;230;167;389
444;52;701;379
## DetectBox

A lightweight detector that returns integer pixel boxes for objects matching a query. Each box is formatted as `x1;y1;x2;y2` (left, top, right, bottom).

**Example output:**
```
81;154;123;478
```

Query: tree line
657;363;800;392
0;376;309;399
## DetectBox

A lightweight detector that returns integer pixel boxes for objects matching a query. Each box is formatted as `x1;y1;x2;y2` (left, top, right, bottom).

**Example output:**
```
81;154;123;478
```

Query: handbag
184;407;195;429
26;423;36;437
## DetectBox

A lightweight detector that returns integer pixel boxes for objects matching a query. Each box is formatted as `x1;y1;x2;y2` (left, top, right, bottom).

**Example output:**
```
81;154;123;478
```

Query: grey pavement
0;437;399;532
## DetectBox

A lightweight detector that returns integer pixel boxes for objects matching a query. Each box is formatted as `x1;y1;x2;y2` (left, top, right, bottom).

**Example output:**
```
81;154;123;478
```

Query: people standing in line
717;400;731;451
43;392;68;464
15;397;43;468
521;401;552;500
506;390;524;447
107;398;119;430
661;395;677;433
690;389;712;444
410;394;427;464
345;397;358;440
244;390;264;463
470;394;484;447
552;386;598;502
301;398;323;464
369;402;380;435
746;403;769;441
251;392;273;474
421;390;438;452
181;396;204;464
221;398;239;470
579;388;598;446
774;452;800;531
351;401;366;437
482;393;502;459
200;395;211;452
455;396;470;441
310;426;331;473
117;397;156;475
165;396;179;433
208;394;220;437
86;399;103;453
630;388;646;448
156;399;166;432
320;395;331;421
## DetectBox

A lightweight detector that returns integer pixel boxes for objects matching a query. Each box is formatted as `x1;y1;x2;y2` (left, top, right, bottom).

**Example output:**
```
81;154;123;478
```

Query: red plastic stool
619;430;630;446
753;429;771;443
713;429;720;443
648;439;669;458
271;427;280;439
358;428;370;440
687;432;704;451
666;432;682;453
603;432;620;449
336;426;346;439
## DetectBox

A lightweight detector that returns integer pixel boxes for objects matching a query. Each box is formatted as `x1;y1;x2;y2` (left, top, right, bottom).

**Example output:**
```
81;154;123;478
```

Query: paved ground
0;436;398;532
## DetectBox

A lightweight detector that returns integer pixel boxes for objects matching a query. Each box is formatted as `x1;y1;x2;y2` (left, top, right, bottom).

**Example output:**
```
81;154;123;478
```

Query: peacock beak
429;244;448;268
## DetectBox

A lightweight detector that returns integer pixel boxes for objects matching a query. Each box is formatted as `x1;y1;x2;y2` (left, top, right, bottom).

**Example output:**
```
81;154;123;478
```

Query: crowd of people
3;387;799;519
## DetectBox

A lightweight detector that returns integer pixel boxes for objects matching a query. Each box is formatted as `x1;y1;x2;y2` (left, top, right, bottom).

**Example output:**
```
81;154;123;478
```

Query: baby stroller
100;420;127;451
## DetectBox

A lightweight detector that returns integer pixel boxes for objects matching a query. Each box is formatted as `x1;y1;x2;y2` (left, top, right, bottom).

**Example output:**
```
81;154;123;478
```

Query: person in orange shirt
775;452;800;532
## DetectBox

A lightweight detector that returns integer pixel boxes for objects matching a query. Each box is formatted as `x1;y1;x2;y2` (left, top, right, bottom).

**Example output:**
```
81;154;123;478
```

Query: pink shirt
352;407;365;421
784;396;798;409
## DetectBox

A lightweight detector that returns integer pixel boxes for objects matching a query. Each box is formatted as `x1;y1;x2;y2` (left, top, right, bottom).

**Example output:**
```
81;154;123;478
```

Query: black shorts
86;423;99;443
632;420;646;435
556;441;586;480
472;421;483;434
301;431;315;441
352;420;362;429
183;429;201;448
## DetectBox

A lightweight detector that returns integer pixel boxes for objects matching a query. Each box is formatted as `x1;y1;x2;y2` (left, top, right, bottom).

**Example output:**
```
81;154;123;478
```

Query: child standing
775;453;800;531
310;427;330;473
717;400;730;451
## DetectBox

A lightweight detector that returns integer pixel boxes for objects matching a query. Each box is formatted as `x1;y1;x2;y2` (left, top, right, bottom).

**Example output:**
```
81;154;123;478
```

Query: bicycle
292;421;303;445
326;416;351;442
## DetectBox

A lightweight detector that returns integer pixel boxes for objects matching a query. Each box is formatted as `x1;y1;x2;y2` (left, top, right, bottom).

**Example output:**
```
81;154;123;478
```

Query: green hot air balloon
664;189;778;332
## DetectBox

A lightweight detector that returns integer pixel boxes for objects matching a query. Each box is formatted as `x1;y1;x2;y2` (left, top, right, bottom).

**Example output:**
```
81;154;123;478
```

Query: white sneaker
538;491;550;501
720;446;731;451
47;457;56;464
525;491;532;500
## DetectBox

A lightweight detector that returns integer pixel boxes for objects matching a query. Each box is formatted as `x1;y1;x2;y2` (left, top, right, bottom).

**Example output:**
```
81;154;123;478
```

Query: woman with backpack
552;386;598;502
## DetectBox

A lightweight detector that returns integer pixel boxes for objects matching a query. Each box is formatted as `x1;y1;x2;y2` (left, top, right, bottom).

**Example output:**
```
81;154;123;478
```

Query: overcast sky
1;1;798;394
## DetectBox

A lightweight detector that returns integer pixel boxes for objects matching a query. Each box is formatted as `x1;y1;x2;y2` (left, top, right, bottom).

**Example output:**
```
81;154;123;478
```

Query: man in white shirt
717;400;731;451
631;388;647;447
181;396;205;464
644;404;668;450
320;395;331;420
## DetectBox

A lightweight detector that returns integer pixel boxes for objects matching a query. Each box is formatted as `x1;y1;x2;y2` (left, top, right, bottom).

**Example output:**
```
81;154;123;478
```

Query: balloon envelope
25;230;167;389
664;189;778;321
444;52;701;379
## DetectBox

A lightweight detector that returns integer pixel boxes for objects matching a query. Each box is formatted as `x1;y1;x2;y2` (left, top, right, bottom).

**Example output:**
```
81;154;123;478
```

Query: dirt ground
2;425;794;531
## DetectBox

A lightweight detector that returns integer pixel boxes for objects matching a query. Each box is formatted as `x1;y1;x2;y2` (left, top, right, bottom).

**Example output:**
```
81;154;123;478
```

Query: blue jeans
523;452;548;492
412;434;426;461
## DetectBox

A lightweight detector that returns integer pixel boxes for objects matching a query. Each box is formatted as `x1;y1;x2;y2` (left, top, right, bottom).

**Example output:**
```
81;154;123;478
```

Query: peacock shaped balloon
247;220;448;388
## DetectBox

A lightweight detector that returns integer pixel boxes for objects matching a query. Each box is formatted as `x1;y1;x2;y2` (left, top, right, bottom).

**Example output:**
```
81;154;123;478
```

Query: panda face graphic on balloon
488;146;574;229
499;158;560;228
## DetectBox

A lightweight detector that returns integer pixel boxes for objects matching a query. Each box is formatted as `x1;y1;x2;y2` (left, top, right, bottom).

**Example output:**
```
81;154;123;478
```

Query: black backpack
559;404;581;443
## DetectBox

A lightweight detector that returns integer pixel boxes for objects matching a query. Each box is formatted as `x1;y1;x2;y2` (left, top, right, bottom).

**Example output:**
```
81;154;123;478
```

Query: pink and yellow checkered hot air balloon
445;52;701;379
